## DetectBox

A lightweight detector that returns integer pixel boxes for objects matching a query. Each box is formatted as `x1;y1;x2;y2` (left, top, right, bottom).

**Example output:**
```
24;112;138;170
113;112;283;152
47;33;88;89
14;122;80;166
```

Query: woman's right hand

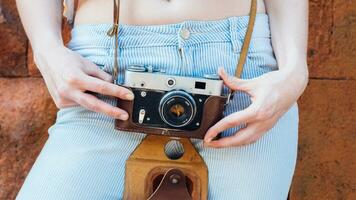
33;45;134;120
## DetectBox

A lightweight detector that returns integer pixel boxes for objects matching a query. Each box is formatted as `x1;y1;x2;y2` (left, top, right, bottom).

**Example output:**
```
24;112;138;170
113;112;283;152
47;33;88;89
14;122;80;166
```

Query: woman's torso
74;0;266;25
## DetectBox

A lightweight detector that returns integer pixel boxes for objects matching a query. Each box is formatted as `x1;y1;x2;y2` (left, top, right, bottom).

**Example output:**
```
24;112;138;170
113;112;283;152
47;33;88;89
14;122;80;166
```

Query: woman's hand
34;45;134;120
204;67;308;148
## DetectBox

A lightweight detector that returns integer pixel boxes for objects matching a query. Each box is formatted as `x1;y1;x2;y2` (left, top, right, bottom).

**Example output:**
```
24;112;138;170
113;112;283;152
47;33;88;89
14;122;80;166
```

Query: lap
16;104;144;200
17;96;298;200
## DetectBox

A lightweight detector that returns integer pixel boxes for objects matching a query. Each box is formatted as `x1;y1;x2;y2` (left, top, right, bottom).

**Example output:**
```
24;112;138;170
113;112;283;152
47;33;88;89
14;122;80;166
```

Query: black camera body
131;88;211;131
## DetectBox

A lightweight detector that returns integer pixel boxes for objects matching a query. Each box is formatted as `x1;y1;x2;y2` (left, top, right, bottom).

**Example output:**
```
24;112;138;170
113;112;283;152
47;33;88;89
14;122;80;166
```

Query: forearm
265;0;309;92
16;0;64;53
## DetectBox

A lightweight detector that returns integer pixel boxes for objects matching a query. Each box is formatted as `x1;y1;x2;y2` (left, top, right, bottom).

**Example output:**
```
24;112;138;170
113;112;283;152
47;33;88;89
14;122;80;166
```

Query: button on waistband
180;28;191;40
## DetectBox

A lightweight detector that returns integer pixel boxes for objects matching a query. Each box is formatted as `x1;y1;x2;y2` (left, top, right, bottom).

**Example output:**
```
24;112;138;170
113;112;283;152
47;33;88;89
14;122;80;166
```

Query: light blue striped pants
17;14;298;200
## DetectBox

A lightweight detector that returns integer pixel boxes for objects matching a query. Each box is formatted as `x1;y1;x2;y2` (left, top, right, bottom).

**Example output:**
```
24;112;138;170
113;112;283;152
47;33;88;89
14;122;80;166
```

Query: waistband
68;14;271;52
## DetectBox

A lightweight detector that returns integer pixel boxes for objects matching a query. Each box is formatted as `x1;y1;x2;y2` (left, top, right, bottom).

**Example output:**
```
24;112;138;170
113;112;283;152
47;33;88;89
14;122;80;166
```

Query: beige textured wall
0;0;355;199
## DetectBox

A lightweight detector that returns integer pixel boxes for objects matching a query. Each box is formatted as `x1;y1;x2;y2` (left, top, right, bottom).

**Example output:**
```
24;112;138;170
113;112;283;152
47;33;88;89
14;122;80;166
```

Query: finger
71;75;134;100
218;67;252;92
82;60;113;83
57;101;78;108
206;122;261;148
69;90;129;120
204;105;257;143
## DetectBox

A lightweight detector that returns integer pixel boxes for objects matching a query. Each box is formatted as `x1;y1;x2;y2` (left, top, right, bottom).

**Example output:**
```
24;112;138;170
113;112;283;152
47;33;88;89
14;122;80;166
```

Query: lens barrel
159;90;196;128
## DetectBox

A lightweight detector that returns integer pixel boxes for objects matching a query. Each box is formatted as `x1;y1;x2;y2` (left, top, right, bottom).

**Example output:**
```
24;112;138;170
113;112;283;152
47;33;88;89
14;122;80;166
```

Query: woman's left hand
203;67;308;148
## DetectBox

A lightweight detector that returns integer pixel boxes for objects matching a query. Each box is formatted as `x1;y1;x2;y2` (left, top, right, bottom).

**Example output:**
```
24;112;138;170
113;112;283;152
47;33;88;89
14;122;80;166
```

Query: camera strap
227;0;257;103
107;0;120;84
107;0;257;96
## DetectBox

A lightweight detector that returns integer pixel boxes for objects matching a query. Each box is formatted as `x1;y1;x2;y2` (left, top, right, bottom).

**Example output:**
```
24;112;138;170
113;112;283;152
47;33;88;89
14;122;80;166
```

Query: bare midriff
74;0;266;26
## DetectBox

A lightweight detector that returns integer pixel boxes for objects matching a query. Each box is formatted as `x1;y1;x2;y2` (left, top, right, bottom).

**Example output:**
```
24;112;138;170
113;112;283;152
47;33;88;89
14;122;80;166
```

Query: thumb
218;67;252;92
82;59;113;83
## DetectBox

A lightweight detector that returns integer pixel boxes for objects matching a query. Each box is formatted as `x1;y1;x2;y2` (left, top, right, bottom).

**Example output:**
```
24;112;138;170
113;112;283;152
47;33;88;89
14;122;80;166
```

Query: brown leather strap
73;0;79;21
235;0;257;78
108;0;257;88
67;0;80;25
107;0;120;84
226;0;257;100
107;0;119;36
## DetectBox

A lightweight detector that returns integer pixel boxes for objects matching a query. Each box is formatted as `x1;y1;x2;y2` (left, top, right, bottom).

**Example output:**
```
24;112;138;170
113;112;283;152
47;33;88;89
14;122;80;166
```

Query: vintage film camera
115;65;228;139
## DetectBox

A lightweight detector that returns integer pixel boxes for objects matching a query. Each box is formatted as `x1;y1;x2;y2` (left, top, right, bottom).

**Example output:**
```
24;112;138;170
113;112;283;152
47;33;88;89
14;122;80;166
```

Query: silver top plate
123;70;224;96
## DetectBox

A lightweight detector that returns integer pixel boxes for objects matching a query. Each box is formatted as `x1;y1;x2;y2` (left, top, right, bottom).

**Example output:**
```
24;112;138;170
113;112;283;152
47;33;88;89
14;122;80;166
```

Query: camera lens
159;90;196;128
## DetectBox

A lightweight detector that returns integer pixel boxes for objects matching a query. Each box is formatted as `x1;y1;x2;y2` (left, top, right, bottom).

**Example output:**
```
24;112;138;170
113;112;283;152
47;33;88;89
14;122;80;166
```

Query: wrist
32;44;68;72
278;62;309;99
31;32;65;54
32;41;66;55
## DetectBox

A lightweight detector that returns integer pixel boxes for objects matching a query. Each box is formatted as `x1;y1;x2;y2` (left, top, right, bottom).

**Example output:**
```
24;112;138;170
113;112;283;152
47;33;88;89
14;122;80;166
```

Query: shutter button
180;28;190;40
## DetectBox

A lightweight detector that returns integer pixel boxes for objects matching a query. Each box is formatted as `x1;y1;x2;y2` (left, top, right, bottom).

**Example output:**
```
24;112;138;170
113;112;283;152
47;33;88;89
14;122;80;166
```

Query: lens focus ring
159;90;196;128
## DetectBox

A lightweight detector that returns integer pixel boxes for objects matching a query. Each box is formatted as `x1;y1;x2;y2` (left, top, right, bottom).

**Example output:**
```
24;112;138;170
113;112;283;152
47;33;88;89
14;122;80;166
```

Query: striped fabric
16;14;298;200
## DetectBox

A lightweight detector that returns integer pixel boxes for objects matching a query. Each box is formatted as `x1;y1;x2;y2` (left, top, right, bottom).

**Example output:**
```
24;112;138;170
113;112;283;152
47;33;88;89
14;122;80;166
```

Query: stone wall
0;0;355;199
291;0;355;199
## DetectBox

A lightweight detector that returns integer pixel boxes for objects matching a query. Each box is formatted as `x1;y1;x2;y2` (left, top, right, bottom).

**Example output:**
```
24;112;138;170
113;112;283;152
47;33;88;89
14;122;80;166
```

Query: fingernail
203;141;212;148
118;113;129;120
204;138;212;143
203;142;208;148
125;93;134;100
221;69;228;76
217;68;223;75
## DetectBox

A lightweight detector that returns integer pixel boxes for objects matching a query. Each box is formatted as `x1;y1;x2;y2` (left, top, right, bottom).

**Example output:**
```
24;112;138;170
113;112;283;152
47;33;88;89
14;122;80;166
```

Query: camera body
115;65;228;139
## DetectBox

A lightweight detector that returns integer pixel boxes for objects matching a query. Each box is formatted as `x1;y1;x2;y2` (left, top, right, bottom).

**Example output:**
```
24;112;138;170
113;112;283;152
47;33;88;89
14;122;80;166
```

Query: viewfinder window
195;81;206;89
